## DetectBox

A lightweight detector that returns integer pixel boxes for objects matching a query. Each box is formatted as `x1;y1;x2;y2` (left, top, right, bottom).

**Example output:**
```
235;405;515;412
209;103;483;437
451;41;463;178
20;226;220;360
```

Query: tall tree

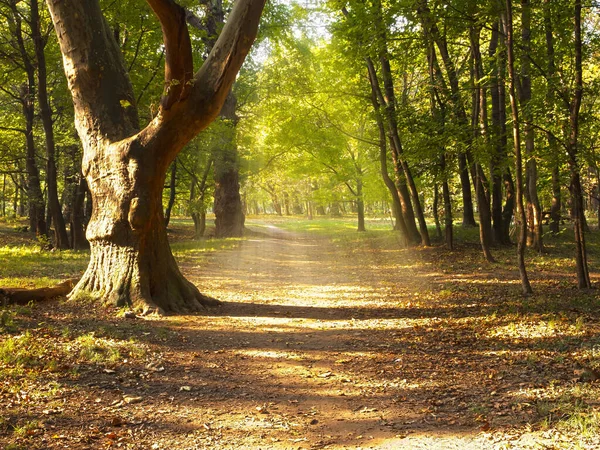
504;0;533;295
203;0;245;238
567;0;590;288
46;0;266;313
31;0;70;249
519;0;543;253
0;0;47;236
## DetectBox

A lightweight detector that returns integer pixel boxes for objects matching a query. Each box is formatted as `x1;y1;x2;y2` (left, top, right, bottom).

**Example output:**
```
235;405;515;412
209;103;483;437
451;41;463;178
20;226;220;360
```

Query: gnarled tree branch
145;0;193;109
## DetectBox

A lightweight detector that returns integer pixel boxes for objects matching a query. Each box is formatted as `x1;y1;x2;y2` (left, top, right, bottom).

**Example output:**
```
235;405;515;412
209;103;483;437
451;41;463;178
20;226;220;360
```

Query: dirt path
3;224;593;449
154;226;554;449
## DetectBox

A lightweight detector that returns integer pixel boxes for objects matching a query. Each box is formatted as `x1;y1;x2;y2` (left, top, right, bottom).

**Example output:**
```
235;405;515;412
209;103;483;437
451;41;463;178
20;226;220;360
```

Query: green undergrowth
248;215;393;237
0;247;87;288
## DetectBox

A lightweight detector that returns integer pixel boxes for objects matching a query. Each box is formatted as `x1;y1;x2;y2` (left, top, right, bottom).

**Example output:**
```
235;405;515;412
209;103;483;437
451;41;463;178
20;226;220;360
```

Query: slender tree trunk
550;164;561;234
8;0;46;235
489;20;511;245
1;174;5;217
544;0;561;235
164;158;177;227
442;159;454;250
417;1;476;229
23;89;46;237
357;178;365;232
433;183;442;239
365;57;420;244
502;170;516;244
568;0;591;288
13;178;18;217
71;175;89;250
425;31;453;249
19;175;25;217
519;0;543;253
470;26;495;262
31;0;69;249
379;56;430;246
504;1;533;294
367;60;409;242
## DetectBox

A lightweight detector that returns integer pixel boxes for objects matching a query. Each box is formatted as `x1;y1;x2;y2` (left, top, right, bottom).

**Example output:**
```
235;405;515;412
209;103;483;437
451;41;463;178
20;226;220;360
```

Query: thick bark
519;0;543;253
46;0;266;313
504;1;533;295
31;0;69;249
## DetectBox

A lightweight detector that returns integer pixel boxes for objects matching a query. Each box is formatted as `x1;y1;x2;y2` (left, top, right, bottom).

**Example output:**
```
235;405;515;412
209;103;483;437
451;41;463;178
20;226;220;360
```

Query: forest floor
1;217;600;449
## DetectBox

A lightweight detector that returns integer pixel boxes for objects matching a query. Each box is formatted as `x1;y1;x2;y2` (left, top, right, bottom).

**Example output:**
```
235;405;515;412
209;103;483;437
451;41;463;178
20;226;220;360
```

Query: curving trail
151;224;555;449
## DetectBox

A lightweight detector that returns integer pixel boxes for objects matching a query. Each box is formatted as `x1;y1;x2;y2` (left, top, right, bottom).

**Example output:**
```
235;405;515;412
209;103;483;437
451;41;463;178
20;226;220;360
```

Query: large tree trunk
75;143;217;313
213;92;245;237
204;2;245;238
46;0;265;312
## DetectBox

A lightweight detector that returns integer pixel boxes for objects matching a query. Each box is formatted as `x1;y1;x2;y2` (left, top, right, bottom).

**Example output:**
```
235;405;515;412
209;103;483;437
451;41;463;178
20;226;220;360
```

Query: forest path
158;224;550;449
2;221;590;449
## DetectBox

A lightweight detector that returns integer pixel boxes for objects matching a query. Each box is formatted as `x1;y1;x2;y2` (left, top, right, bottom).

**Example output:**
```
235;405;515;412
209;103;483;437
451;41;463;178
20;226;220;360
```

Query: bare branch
146;0;194;109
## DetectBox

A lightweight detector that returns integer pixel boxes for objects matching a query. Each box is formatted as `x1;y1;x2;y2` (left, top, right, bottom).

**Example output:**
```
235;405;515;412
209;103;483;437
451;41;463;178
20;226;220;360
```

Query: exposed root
0;279;77;305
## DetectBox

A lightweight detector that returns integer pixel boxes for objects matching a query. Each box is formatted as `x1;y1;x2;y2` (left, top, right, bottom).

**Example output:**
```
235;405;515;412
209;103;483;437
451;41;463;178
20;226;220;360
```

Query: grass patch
74;332;146;364
0;246;87;288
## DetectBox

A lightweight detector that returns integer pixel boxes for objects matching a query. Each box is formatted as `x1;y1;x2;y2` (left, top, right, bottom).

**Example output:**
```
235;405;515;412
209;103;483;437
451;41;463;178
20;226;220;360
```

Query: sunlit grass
0;246;88;288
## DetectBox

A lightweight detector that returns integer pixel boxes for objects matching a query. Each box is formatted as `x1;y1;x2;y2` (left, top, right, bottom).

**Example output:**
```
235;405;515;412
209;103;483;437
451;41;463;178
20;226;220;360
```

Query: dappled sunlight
486;319;587;339
4;223;600;449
